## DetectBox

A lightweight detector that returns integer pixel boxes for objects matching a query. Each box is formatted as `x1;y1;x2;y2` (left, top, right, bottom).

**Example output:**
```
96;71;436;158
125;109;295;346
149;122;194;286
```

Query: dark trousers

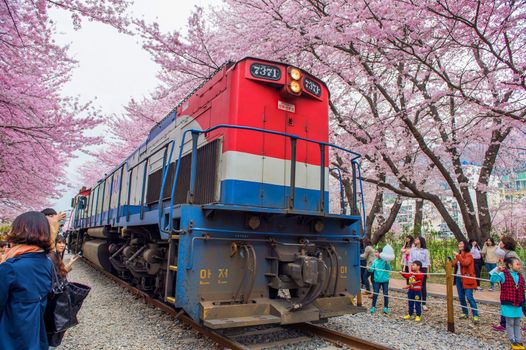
372;282;389;308
421;267;428;305
473;258;483;287
408;290;422;316
360;260;370;291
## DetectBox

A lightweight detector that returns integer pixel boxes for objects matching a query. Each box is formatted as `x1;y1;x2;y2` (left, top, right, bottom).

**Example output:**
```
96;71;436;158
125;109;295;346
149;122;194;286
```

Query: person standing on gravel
400;260;424;322
409;236;430;311
469;239;484;291
493;236;523;332
453;240;479;324
401;236;414;284
360;238;375;295
369;247;391;314
490;257;525;350
482;238;498;291
0;211;53;350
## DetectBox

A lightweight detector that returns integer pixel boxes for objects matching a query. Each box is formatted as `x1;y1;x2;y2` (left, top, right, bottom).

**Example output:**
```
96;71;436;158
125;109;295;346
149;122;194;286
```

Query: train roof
146;57;329;143
91;57;329;185
147;60;235;142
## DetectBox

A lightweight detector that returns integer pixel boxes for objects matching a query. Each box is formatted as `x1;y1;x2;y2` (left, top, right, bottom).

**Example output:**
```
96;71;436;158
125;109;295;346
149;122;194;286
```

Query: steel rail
294;322;395;350
80;257;391;350
80;258;244;349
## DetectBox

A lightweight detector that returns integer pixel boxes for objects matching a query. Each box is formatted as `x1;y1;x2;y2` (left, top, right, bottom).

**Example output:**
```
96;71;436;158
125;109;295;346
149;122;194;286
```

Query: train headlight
290;80;301;94
283;66;303;96
290;68;302;80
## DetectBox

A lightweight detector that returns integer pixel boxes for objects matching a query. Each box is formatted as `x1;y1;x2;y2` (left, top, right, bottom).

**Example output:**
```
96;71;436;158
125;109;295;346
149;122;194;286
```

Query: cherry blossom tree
212;0;525;242
491;196;526;238
90;1;525;243
0;0;130;218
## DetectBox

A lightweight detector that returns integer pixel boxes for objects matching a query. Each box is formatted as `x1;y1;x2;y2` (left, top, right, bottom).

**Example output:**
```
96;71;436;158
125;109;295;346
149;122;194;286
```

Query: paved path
389;278;500;305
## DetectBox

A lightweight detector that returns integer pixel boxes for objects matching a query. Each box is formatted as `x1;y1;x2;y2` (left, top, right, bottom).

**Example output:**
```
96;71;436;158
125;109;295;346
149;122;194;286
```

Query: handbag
44;259;91;346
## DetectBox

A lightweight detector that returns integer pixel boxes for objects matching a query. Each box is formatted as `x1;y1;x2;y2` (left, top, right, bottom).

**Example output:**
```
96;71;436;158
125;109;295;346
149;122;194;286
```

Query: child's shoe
415;316;421;322
459;314;468;319
403;314;412;320
473;316;479;324
383;307;389;314
370;307;376;314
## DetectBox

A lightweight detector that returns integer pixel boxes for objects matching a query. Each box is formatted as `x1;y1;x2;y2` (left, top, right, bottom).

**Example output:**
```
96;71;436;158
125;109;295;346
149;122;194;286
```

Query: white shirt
471;246;481;259
409;247;430;268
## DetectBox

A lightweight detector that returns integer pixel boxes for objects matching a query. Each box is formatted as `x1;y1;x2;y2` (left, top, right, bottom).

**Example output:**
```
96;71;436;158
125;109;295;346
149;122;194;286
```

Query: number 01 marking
340;266;348;277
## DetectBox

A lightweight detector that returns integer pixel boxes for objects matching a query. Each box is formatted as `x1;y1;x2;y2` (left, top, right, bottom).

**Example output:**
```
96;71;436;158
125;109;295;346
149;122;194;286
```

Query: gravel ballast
60;258;511;349
328;289;511;350
59;258;214;350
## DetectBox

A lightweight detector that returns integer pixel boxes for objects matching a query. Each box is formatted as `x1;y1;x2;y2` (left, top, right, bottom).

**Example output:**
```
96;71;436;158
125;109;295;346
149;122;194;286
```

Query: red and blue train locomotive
68;57;365;328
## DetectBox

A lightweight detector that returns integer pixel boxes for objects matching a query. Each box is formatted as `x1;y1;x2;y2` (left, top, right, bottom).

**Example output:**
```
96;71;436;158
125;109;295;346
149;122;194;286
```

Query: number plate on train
250;63;282;81
303;77;322;96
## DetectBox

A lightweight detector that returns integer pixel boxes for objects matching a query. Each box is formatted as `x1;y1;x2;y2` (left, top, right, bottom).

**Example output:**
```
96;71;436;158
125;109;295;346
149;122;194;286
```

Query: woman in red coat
453;240;479;323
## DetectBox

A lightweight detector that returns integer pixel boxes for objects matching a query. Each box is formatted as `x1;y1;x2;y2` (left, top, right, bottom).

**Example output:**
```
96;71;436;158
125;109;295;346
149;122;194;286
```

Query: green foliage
384;237;456;272
382;234;526;272
0;224;9;241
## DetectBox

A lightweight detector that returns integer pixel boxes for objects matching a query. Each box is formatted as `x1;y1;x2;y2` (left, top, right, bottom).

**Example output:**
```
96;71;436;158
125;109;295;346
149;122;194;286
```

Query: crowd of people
0;209;79;350
361;234;526;349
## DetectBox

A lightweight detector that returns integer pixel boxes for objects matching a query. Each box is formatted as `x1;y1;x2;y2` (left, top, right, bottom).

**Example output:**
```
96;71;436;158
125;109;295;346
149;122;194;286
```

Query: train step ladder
164;234;179;304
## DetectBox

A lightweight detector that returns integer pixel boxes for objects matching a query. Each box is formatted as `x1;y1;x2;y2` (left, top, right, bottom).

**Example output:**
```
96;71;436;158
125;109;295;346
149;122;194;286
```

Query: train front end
68;57;365;329
173;58;364;328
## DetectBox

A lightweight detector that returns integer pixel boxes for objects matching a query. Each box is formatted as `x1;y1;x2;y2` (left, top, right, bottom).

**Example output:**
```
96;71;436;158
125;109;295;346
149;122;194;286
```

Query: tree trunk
366;189;384;240
371;196;403;244
413;199;423;236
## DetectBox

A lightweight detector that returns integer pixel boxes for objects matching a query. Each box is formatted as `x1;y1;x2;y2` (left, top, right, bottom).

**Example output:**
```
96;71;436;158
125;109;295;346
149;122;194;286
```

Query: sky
49;0;215;213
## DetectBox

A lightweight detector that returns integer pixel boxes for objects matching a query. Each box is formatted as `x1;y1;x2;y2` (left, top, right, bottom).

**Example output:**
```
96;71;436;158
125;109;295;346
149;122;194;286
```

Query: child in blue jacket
369;247;391;314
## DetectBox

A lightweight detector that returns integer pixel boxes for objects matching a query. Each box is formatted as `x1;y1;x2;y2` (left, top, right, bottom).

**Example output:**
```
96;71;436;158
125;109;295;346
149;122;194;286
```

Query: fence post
445;259;455;333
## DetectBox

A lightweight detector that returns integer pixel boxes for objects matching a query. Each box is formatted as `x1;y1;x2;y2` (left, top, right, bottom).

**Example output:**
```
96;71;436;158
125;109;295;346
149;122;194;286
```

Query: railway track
81;258;393;350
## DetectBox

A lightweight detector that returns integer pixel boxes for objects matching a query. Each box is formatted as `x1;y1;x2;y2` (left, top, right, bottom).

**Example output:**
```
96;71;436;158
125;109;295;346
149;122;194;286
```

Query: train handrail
356;162;367;239
158;124;364;235
329;167;346;215
157;140;176;231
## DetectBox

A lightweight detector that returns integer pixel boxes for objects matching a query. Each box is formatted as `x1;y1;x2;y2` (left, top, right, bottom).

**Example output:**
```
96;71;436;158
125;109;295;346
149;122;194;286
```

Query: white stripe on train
219;151;329;191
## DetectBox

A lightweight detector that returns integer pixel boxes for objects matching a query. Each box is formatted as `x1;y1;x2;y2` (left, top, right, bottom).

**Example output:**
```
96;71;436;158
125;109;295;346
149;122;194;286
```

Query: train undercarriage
71;207;363;329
